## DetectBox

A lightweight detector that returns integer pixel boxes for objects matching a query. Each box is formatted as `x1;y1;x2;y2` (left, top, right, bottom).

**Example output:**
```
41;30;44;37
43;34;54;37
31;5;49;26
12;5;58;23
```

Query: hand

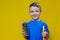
42;31;48;38
22;30;26;37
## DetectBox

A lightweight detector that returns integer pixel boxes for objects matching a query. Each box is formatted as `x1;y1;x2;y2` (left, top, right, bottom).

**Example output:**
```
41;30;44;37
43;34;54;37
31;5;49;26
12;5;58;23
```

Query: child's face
30;6;41;20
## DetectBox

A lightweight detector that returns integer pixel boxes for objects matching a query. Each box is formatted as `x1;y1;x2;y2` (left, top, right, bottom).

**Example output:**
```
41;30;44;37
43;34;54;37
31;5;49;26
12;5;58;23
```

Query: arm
22;30;29;39
42;23;50;40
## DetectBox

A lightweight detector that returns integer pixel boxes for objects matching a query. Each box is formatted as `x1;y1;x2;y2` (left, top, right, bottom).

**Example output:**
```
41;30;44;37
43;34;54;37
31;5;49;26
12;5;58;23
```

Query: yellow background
0;0;60;40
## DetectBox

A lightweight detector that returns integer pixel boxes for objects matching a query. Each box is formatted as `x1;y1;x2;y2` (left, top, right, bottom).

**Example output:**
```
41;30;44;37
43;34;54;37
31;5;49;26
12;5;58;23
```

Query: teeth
34;15;37;16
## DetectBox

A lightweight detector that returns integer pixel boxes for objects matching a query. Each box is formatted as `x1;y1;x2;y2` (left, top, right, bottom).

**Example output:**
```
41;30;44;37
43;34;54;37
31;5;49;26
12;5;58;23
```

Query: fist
22;30;26;37
42;31;48;38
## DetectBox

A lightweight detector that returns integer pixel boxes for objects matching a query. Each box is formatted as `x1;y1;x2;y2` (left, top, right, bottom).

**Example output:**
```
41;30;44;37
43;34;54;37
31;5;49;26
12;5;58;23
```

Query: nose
33;12;37;14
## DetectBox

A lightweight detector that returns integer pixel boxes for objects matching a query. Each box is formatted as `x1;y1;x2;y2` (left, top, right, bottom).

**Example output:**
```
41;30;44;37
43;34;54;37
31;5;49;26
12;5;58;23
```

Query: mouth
32;15;38;17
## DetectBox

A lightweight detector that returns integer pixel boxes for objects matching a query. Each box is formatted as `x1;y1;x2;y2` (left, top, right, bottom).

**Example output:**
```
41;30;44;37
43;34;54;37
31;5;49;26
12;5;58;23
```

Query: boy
22;2;50;40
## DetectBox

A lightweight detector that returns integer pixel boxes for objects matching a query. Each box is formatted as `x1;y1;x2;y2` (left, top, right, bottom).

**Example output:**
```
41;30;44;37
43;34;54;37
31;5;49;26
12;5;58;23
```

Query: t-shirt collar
32;19;40;21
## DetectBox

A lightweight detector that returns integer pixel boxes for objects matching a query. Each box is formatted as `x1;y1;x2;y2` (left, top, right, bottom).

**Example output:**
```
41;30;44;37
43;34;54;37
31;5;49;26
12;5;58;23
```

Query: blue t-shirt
27;20;50;40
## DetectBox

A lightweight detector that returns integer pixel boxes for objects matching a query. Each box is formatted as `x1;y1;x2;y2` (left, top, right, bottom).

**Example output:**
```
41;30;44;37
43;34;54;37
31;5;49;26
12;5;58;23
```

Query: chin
33;18;38;20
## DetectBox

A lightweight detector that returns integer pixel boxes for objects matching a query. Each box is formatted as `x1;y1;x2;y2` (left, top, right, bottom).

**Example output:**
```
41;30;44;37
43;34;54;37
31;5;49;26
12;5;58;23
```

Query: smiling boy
22;2;50;40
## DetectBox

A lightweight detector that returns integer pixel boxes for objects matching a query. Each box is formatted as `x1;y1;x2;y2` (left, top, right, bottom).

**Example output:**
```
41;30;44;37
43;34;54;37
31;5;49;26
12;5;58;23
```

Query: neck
33;18;40;21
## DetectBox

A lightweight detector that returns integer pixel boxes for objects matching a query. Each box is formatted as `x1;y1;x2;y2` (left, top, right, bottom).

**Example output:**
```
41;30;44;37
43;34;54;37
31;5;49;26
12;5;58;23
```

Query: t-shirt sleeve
43;23;50;35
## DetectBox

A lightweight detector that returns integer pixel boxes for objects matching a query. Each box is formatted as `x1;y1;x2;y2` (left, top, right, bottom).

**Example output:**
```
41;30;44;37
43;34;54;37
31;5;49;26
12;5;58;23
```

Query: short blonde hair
29;2;41;11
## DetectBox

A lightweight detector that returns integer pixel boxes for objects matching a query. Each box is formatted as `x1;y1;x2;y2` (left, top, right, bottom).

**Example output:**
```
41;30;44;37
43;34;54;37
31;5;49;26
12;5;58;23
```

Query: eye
36;10;39;12
30;11;34;13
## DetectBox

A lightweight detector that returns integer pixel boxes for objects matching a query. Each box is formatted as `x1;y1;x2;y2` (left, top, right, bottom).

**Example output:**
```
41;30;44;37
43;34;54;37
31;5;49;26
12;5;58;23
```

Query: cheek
36;12;40;14
30;13;34;16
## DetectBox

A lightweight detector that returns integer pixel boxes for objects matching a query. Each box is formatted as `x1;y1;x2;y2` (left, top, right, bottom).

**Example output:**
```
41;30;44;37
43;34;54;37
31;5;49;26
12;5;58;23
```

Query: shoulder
26;20;32;25
27;20;32;24
40;20;48;26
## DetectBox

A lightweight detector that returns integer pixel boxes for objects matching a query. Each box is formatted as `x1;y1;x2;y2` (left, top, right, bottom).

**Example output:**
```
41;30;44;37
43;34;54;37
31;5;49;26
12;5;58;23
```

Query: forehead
30;6;40;11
